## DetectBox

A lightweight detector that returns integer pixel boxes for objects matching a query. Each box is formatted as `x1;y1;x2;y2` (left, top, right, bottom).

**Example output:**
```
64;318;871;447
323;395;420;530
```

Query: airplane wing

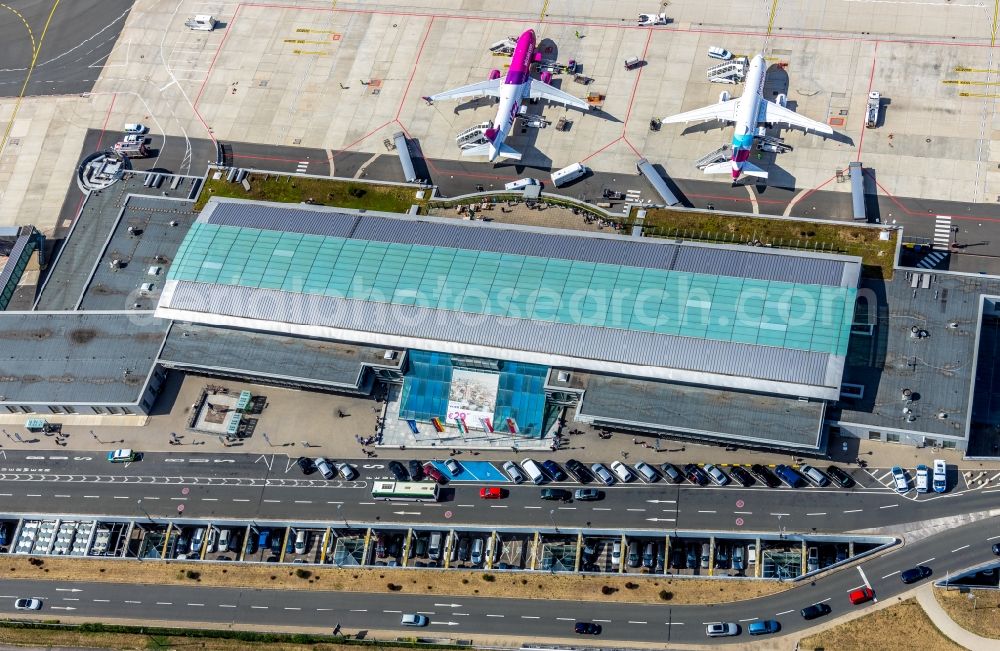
760;100;833;134
527;79;590;111
428;79;502;102
661;99;740;125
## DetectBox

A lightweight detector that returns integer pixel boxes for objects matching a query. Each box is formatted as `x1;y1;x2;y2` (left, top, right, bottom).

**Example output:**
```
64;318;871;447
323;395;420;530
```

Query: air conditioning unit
139;283;154;294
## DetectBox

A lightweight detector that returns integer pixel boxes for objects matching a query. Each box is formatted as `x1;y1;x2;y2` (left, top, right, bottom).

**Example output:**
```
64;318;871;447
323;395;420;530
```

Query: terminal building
4;180;1000;458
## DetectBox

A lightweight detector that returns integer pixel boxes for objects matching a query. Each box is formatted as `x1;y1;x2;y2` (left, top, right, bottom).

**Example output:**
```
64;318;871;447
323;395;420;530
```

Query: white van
504;177;539;191
217;528;231;552
708;46;733;60
747;543;757;566
520;458;546;485
294;529;307;554
428;532;443;560
550;162;588;187
191;527;206;553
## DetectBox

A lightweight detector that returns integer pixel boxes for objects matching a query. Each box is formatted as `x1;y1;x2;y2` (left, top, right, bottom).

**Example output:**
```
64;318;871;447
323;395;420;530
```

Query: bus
371;481;440;502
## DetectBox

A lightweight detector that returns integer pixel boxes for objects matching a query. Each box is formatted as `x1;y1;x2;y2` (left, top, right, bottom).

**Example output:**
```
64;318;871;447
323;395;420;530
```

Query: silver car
591;463;615;486
704;464;730;486
706;622;739;637
502;461;526;484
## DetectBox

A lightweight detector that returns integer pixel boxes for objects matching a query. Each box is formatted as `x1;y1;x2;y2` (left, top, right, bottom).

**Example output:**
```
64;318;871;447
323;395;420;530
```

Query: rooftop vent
910;326;929;339
901;388;913;401
557;371;571;382
937;411;948;420
383;350;398;360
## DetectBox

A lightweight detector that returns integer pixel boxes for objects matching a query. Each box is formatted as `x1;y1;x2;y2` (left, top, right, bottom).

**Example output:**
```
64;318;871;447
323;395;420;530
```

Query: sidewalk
0;372;996;476
916;584;994;651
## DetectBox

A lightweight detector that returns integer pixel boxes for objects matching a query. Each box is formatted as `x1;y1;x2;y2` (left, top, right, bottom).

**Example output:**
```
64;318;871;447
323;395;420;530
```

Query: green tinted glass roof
169;222;856;355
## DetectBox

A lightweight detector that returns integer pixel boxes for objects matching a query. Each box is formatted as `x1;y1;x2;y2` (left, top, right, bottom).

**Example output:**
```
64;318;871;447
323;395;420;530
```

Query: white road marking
987;535;1000;541
739;617;758;622
628;620;647;624
187;603;204;607
592;507;612;511
626;508;645;512
521;615;540;619
665;621;684;625
490;505;508;508
84;495;99;499
524;506;541;509
486;614;504;618
113;496;128;500
952;544;970;553
294;500;312;504
917;557;936;565
350;609;367;612
417;612;436;615
593;619;611;623
879;504;898;509
201;498;218;502
843;509;863;513
858;566;872;589
263;500;281;503
54;494;70;498
316;608;332;611
284;607;301;611
734;511;753;514
697;510;716;514
233;498;250;502
806;512;826;516
770;512;790;516
881;570;900;579
124;600;141;604
26;494;41;497
219;604;236;608
452;613;469;616
556;617;574;621
558;507;576;510
156;602;172;605
93;599;109;603
775;609;793;616
252;606;268;609
383;610;401;613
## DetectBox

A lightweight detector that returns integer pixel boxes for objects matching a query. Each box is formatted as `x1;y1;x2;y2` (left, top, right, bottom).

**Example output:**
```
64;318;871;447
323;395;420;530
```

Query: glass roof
170;222;856;356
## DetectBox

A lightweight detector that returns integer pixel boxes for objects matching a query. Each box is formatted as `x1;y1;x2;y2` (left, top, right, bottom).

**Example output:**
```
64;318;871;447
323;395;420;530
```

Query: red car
848;587;875;605
479;487;503;499
422;462;447;484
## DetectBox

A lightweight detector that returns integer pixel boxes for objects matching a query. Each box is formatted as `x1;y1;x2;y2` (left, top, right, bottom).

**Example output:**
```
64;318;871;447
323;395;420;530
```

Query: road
1;517;996;645
0;452;996;535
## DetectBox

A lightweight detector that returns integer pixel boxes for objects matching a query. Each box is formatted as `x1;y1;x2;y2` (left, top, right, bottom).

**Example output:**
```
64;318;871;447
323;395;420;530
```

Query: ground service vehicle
865;91;881;128
550;162;587;187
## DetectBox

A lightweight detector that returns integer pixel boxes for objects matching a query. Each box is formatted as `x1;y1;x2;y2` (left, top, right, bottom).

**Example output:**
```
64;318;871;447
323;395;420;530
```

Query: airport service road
1;518;997;645
0;452;996;534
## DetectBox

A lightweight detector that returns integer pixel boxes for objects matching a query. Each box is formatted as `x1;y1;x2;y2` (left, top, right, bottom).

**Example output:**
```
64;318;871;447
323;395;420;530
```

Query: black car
602;189;625;200
574;622;601;635
683;463;708;485
900;565;932;584
296;457;315;475
542;460;568;482
729;466;755;487
749;464;782;488
388;461;409;481
993;543;1000;555
659;462;683;483
826;465;855;488
408;460;424;481
540;488;572;501
564;458;591;483
800;603;832;620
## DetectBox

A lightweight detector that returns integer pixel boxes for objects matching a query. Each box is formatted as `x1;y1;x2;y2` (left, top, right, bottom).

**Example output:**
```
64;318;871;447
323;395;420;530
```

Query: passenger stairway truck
695;144;731;169
707;58;749;84
456;122;491;150
866;91;881;128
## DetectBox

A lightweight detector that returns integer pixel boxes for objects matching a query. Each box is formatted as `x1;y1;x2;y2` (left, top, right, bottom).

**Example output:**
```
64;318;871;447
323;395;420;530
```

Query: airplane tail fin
702;161;732;175
740;161;769;179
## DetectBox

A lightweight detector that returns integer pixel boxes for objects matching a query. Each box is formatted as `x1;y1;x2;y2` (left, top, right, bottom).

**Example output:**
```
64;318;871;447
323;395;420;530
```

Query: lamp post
137;498;153;523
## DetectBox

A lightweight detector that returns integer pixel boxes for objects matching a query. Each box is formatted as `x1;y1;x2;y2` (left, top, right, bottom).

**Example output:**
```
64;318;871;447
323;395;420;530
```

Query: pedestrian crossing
933;215;952;249
916;250;948;269
296;161;309;174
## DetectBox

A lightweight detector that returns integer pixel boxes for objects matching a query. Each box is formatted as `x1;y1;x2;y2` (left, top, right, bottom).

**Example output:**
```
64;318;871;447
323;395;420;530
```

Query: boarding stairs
707;57;749;84
695;144;731;169
456;122;492;150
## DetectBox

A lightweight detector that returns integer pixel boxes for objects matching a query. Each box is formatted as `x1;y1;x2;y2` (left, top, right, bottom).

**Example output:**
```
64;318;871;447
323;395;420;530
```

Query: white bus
371;481;440;502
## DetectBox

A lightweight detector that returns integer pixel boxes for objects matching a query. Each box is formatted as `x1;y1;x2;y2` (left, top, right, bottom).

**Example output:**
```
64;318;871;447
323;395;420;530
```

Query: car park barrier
161;523;172;559
574;532;583;572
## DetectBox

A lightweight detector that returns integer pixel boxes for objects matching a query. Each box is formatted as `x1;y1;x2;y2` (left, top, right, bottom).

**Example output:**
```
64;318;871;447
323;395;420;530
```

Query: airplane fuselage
729;54;767;179
484;30;535;161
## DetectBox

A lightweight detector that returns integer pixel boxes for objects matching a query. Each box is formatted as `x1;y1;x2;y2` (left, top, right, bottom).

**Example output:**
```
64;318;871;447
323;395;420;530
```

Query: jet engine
719;90;730;103
540;71;553;84
489;69;501;80
776;93;787;107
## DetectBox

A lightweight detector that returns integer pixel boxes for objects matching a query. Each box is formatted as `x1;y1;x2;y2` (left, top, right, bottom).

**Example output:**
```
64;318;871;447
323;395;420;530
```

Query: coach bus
371;481;440;502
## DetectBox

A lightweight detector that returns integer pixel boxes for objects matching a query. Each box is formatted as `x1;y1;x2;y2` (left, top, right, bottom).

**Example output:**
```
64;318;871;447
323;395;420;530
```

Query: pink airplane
428;29;591;162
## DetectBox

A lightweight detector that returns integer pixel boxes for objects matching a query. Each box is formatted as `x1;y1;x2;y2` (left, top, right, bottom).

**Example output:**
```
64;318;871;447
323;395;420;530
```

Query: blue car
748;620;780;635
774;465;806;488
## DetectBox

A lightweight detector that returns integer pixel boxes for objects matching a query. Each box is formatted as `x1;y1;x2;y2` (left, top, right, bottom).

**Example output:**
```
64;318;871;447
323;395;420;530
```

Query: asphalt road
0;452;995;535
0;0;134;97
1;517;997;645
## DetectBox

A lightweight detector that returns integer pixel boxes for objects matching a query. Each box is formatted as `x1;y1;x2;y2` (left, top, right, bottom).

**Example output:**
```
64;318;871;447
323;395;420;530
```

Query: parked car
915;464;930;493
685;544;698;569
715;543;729;569
732;545;745;571
564;458;591;482
313;457;335;479
993;542;1000;556
684;463;709;485
750;464;782;488
542;460;567;482
659;462;683;483
891;466;909;492
574;488;603;501
502;460;526;484
800;603;832;620
244;534;258;555
575;622;601;635
337;462;358;480
800;464;830;487
611;541;622;566
729;466;755;487
479;486;503;499
642;542;656;569
14;598;41;610
591;463;615;485
901;565;932;584
933;459;947;493
445;459;462;475
388;461;409;481
540;488;572;501
705;622;739;637
423;462;447;484
700;542;710;569
707;46;733;60
748;620;780;636
408;460;424;481
849;587;875;605
627;541;640;568
704;464;730;486
206;527;218;554
634;461;659;483
296;457;315;474
826;465;854;488
610;461;635;482
774;464;806;488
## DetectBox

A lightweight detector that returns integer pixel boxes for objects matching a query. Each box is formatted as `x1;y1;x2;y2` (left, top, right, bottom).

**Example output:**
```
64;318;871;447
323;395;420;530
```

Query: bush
625;582;639;590
482;574;495;582
185;570;200;580
659;590;673;601
601;586;618;595
387;583;402;591
295;568;311;579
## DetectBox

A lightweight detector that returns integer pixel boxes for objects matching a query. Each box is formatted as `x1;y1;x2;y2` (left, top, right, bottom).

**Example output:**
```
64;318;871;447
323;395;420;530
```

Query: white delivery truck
865;91;881;128
550;162;588;187
185;15;217;31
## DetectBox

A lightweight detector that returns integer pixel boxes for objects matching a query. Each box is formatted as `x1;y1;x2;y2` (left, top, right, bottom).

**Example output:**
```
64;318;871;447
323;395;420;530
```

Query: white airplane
661;53;833;180
428;29;590;162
